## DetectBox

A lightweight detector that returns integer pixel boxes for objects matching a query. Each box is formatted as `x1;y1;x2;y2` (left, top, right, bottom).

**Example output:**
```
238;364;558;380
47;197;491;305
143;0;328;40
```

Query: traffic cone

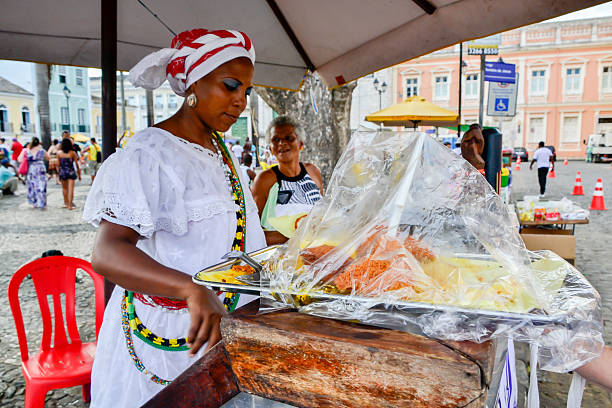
548;163;556;178
589;178;607;210
571;172;584;195
564;157;569;165
515;156;521;171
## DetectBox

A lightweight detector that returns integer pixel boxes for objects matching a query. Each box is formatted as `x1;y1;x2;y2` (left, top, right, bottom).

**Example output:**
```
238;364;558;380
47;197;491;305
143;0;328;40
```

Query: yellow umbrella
71;133;89;143
365;96;458;129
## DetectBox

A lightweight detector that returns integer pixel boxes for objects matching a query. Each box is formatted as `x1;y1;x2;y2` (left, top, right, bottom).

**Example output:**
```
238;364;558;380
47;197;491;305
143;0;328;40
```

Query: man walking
83;138;101;183
530;141;554;198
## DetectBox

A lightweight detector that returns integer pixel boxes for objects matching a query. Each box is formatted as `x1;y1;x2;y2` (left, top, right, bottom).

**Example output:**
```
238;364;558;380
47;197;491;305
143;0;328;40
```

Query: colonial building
389;16;612;158
90;95;137;140
49;65;92;140
0;76;35;141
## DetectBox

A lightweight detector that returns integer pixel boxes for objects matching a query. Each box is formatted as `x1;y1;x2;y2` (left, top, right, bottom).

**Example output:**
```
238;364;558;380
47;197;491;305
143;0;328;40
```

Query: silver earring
186;94;197;107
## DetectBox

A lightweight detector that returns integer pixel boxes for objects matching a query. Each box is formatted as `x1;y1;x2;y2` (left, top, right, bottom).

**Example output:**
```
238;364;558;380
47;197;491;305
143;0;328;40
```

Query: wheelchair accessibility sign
487;74;518;117
495;98;509;112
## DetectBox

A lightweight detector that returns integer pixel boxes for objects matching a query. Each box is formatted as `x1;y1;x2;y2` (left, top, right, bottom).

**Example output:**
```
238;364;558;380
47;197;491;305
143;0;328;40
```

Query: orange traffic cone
589;178;607;210
515;156;521;171
548;163;556;178
572;172;584;195
563;157;568;165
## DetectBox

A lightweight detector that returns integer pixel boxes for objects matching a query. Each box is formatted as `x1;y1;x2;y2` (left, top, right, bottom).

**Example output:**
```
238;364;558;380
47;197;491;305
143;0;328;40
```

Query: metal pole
102;0;117;306
120;71;127;134
146;90;154;127
458;43;463;139
479;53;485;126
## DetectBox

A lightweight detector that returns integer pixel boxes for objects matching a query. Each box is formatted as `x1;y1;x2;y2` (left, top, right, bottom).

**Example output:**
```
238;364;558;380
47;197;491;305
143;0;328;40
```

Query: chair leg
82;382;91;403
24;382;48;408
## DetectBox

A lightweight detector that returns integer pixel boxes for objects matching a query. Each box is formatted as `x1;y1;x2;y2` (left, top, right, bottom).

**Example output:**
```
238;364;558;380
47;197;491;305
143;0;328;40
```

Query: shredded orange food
230;264;255;274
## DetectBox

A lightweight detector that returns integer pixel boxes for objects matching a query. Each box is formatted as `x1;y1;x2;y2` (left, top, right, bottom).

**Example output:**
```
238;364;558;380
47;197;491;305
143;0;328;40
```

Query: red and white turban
128;28;255;97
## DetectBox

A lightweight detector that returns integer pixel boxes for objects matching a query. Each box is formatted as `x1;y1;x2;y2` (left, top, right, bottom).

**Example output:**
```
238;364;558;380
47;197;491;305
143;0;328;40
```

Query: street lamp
63;85;71;133
373;77;388;110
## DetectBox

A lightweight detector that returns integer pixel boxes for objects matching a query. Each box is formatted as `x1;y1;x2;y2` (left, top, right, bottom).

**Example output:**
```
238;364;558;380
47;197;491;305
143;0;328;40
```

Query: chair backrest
8;256;105;362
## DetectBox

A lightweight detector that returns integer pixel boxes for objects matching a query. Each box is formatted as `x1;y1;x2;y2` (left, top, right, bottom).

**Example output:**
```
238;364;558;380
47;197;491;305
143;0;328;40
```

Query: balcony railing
20;123;35;133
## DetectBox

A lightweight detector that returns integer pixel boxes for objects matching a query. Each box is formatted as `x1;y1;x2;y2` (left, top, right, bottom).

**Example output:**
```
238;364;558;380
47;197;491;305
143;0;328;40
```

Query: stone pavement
0;161;610;407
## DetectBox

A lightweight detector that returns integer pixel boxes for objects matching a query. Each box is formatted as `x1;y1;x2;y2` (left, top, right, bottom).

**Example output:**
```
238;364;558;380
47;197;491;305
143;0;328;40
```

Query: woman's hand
182;284;227;355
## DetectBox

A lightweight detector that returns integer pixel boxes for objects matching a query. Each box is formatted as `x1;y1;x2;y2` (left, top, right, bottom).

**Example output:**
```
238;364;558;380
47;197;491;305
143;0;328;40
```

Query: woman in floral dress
18;137;49;208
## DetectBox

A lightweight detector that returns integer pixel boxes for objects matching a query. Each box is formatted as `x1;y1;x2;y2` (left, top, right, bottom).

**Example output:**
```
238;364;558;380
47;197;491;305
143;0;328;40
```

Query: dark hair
91;137;96;143
538;141;545;147
61;138;73;153
243;153;252;166
52;139;59;145
29;137;40;148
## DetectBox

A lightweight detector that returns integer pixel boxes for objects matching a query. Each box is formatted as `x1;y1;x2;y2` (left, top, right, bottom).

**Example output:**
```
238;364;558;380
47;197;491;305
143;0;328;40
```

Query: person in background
83;137;102;184
242;137;252;162
586;140;593;163
57;138;81;209
11;137;23;168
18;136;48;209
231;139;244;163
241;153;256;184
529;141;554;198
47;139;60;184
251;115;323;245
576;345;612;392
0;137;10;153
70;137;82;159
443;142;451;148
0;158;23;195
0;142;9;162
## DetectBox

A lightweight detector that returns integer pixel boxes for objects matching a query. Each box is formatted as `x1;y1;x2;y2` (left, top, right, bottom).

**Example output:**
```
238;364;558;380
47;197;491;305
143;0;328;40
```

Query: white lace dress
82;127;266;407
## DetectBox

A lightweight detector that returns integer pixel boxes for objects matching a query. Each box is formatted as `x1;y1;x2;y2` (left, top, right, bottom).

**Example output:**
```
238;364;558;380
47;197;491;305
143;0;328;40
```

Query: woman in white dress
82;28;266;407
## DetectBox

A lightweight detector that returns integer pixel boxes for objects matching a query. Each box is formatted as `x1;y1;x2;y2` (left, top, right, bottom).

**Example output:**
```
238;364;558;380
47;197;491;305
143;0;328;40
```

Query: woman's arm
250;169;276;216
305;163;324;195
92;220;226;354
575;345;612;392
18;148;26;162
72;151;81;180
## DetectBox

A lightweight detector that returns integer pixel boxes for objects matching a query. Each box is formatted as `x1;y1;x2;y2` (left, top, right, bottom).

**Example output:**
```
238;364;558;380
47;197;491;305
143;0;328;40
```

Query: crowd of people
0;132;102;209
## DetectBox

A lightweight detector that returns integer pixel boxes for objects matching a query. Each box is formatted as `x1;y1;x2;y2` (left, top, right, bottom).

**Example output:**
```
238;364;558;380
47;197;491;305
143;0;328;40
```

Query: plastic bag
263;131;603;372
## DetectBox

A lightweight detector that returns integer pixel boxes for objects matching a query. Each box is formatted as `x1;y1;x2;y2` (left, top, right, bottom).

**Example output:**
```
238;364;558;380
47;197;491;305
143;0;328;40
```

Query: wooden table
519;218;588;234
144;301;496;408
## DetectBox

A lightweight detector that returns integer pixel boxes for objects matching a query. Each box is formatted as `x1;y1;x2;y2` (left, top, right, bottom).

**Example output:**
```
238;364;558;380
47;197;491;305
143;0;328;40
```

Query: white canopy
0;0;604;90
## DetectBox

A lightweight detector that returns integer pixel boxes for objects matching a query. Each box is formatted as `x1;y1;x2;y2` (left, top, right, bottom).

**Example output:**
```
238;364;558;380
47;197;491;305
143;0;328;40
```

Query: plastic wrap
264;131;603;372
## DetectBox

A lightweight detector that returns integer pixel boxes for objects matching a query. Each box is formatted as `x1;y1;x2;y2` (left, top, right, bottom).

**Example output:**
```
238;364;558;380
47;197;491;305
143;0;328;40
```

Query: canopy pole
102;0;117;305
458;42;463;139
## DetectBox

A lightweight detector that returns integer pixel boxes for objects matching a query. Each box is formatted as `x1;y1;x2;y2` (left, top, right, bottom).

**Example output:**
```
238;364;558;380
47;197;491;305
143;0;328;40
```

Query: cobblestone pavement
0;161;610;407
511;160;612;407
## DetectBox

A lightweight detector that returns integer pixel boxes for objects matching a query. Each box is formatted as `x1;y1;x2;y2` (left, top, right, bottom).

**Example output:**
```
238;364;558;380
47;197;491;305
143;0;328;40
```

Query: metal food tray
193;249;571;328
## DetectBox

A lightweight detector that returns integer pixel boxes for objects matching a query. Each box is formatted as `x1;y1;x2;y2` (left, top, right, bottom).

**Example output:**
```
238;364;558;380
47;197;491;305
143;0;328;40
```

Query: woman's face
190;57;253;132
270;124;303;163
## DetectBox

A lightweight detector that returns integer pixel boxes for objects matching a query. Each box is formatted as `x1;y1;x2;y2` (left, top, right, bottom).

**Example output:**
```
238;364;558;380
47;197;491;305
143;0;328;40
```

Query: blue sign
494;98;509;112
484;62;516;83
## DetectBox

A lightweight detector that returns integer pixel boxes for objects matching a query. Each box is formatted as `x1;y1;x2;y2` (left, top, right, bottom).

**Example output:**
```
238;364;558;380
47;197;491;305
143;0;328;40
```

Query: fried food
230;264;255;274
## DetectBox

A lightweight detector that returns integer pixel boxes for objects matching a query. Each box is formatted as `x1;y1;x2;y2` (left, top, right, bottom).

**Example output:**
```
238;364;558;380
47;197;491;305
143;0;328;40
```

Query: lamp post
63;85;71;133
373;78;388;111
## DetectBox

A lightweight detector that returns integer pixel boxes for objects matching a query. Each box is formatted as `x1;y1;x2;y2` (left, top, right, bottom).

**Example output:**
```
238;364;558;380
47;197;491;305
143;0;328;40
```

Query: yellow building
90;95;136;141
0;76;35;141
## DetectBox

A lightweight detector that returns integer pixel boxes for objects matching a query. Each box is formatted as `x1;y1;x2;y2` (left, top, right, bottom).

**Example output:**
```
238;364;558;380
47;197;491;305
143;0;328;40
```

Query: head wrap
1;158;9;165
128;29;255;97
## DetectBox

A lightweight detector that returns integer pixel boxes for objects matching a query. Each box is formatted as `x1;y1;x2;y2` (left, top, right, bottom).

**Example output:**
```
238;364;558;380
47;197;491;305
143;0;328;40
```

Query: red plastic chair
8;256;105;408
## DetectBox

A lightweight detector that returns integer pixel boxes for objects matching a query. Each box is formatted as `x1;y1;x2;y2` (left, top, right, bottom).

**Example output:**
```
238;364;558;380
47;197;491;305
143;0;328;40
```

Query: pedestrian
0;137;10;153
529;141;554;198
82;137;102;184
443;142;451;148
241;153;256;184
82;27;264;407
586;141;593;163
231;139;244;163
10;137;23;168
17;136;48;209
47;139;60;184
0;158;23;195
57;138;81;209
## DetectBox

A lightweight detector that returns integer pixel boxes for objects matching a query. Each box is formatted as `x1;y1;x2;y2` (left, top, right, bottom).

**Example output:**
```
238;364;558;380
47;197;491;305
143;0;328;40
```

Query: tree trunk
35;64;52;149
255;72;357;186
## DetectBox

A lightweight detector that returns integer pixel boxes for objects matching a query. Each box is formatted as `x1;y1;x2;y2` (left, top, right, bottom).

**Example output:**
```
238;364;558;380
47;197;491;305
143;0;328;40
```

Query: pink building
392;16;612;158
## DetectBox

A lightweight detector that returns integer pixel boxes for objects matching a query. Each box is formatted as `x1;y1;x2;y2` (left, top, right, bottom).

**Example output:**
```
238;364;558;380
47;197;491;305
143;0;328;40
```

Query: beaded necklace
120;131;247;384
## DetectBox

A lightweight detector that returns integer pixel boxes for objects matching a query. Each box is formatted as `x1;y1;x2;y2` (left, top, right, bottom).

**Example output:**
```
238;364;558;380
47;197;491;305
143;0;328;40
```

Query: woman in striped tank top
252;115;323;245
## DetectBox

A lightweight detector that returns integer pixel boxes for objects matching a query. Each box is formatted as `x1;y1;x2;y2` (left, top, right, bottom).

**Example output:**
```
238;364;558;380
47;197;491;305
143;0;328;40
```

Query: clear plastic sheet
263;131;603;372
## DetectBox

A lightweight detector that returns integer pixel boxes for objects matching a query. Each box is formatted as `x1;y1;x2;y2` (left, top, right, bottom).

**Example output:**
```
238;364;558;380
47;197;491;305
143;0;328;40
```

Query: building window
465;74;478;98
76;69;83;86
155;94;164;109
78;108;85;125
61;107;69;124
561;116;579;143
528;117;544;144
128;96;136;106
21;107;30;125
530;70;546;95
565;68;581;94
603;66;612;92
405;78;418;97
434;75;449;99
168;94;178;108
140;95;147;108
0;105;8;132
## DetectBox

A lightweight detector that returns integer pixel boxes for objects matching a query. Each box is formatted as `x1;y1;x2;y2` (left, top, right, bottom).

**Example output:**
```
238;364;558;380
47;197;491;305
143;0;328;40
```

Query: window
78;108;85;125
565;68;581;93
155;94;164;108
140;95;147;108
603;66;612;92
0;105;8;132
61;107;69;124
405;78;418;97
434;76;448;99
76;69;83;86
465;74;478;98
528;117;544;144
530;70;546;95
128;96;136;106
21;107;30;125
561;116;579;143
168;94;178;108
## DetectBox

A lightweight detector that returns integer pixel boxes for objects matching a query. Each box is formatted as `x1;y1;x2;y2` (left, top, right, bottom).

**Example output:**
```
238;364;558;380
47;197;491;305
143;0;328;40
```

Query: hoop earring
186;94;197;108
